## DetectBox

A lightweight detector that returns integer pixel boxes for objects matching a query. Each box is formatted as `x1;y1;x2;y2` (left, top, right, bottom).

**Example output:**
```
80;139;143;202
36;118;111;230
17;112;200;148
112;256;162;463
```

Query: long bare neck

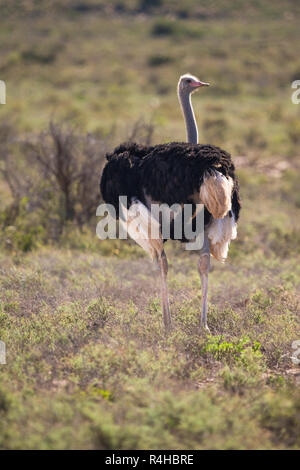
178;90;198;144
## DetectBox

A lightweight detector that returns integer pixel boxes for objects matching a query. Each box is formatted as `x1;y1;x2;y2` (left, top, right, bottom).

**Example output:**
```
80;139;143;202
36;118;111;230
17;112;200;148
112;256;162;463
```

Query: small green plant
88;383;114;402
204;335;262;363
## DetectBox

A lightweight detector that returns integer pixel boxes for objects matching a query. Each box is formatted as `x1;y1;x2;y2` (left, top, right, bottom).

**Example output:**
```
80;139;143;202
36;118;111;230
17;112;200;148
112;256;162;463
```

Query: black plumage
100;142;153;217
100;141;241;238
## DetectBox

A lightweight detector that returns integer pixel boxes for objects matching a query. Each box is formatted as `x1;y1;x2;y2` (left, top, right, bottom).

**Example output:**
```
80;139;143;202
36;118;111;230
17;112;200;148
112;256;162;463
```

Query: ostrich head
177;74;210;95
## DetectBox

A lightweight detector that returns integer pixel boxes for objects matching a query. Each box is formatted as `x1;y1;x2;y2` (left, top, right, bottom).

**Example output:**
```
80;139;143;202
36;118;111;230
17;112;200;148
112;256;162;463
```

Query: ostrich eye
186;79;191;83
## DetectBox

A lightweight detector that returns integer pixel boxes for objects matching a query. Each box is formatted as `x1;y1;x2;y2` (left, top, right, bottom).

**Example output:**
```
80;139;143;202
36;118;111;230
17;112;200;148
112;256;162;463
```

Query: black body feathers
100;141;241;226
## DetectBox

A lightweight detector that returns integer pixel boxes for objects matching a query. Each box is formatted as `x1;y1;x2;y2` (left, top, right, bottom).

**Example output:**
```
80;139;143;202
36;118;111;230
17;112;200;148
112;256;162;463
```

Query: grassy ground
0;242;299;449
0;0;300;449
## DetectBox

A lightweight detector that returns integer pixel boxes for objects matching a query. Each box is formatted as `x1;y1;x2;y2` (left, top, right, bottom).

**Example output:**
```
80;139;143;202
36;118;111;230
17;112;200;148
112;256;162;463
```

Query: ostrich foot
200;321;211;334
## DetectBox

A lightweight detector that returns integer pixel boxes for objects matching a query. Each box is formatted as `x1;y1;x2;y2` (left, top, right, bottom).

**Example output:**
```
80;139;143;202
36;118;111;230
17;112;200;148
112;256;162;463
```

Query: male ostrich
100;74;241;331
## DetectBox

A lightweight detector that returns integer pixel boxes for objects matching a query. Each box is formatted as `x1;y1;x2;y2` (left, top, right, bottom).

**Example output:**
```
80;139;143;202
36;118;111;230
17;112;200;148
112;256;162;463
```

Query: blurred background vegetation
0;0;300;450
0;0;300;252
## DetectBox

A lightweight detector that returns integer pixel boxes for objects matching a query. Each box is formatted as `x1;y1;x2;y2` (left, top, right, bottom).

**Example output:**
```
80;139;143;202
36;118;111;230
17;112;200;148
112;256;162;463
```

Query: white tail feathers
208;213;237;262
200;170;233;219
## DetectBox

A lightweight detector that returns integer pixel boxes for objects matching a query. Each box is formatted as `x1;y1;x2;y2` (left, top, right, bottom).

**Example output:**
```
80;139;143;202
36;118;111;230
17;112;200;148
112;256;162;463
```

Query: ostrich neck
178;91;198;144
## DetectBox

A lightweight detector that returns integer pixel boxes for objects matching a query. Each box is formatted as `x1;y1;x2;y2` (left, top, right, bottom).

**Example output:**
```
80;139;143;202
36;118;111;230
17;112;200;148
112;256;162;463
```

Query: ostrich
100;74;241;332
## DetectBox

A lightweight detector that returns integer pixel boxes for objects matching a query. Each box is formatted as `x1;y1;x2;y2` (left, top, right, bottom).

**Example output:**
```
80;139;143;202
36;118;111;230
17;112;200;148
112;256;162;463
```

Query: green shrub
86;298;111;328
151;19;204;38
148;54;173;67
139;0;163;11
260;389;300;447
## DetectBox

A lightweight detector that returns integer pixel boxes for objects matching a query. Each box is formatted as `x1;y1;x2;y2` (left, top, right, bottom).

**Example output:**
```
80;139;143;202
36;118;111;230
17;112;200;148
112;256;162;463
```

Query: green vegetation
0;248;299;449
0;0;299;450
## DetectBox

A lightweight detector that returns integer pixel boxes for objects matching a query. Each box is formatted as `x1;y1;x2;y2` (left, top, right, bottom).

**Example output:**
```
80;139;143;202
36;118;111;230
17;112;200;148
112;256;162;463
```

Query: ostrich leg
158;249;172;332
120;198;172;332
198;233;210;331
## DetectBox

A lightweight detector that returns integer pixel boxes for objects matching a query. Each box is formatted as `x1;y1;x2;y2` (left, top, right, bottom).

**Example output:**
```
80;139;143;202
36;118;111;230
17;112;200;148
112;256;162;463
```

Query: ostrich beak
193;81;210;88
